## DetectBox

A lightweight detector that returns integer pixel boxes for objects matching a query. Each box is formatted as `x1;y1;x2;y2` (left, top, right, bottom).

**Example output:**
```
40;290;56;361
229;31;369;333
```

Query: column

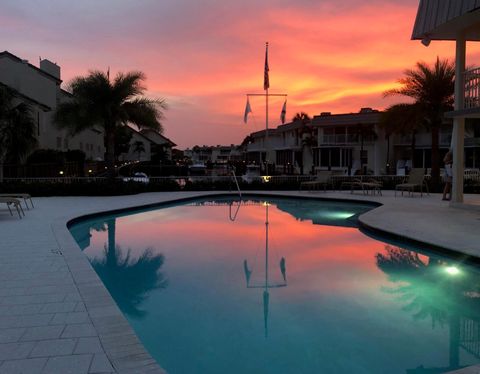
452;33;466;204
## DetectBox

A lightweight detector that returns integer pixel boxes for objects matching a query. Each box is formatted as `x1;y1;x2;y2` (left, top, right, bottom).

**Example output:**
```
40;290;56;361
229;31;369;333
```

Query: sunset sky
3;0;480;148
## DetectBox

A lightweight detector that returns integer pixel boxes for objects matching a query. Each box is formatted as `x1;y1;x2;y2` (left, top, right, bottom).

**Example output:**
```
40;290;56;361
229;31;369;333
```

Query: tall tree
0;85;37;181
55;71;166;178
380;103;425;169
384;57;454;184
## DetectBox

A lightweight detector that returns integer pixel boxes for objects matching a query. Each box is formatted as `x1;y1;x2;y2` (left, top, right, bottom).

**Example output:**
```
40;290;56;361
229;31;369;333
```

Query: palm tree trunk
386;135;390;174
411;131;416;168
431;124;440;185
0;162;3;183
105;129;116;180
106;218;116;267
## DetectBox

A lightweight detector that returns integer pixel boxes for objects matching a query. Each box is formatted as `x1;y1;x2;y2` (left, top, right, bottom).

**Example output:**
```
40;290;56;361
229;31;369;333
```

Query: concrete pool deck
0;190;479;373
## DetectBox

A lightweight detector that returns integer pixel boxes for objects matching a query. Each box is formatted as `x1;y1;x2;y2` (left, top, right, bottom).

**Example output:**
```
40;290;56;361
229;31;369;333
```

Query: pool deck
0;190;479;374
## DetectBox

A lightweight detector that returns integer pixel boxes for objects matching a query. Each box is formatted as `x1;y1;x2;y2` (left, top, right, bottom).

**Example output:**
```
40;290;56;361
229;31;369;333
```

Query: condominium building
0;51;105;160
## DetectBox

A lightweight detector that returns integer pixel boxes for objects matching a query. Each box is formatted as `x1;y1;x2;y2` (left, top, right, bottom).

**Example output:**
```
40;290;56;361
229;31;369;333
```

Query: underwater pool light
324;212;356;219
445;266;460;276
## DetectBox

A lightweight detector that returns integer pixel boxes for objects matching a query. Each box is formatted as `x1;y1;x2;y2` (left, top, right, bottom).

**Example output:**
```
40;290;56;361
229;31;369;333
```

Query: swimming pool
69;196;480;374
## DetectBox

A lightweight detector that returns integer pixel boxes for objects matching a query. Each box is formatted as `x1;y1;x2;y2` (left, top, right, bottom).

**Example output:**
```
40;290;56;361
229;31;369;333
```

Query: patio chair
395;168;428;197
0;193;34;209
341;177;382;195
300;171;333;192
0;197;24;218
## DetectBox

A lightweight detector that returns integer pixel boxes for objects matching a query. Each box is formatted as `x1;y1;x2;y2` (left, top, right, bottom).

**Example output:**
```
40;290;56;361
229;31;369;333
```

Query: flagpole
244;42;287;173
265;42;269;174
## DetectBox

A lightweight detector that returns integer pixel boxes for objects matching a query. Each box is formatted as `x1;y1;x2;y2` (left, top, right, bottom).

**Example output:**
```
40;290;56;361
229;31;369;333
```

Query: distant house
185;145;243;165
412;0;480;203
0;51;105;161
118;127;177;163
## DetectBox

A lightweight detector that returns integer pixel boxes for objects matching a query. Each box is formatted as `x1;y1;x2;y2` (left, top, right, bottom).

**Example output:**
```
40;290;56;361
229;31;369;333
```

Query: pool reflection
377;245;480;373
69;197;480;374
71;217;168;317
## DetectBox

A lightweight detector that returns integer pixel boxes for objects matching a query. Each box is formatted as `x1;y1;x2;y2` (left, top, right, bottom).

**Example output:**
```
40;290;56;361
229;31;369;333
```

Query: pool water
69;196;480;374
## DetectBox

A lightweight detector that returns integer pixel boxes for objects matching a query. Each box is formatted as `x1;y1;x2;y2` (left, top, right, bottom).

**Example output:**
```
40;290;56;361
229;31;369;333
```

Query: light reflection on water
69;197;480;374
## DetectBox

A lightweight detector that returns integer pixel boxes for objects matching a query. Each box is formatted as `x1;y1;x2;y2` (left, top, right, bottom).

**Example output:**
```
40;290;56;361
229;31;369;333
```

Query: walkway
0;190;479;373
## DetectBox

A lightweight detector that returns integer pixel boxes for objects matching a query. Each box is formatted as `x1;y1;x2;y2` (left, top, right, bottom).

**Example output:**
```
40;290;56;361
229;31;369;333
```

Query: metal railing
2;173;479;190
465;67;480;109
320;134;375;145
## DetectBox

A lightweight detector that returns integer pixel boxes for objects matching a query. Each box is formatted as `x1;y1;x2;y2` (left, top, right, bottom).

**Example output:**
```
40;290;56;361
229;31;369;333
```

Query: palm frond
122;97;167;133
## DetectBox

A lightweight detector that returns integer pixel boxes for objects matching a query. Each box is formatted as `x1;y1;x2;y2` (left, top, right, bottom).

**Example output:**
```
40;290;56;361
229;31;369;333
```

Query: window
319;147;348;168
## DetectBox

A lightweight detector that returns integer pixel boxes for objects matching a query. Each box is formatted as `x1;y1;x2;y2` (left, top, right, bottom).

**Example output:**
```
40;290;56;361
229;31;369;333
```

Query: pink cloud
1;0;478;147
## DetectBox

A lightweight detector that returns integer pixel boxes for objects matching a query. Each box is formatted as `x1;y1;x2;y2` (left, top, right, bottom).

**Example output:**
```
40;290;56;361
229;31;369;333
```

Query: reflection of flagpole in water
244;202;287;338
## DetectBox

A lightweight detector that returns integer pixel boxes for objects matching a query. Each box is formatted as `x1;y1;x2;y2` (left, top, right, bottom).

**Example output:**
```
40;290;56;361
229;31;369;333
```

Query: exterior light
88;169;93;173
445;266;460;276
421;34;431;47
262;176;271;183
59;170;64;175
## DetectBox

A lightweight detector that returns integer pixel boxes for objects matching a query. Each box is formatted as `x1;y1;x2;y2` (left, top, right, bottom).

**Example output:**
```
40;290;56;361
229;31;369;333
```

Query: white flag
244;98;252;124
280;100;287;124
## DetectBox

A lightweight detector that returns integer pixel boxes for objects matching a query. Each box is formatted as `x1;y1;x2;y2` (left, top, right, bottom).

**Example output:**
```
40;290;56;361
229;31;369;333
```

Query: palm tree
380;103;425;169
91;245;168;317
353;123;377;174
131;141;145;161
0;85;37;181
89;218;168;317
292;113;313;174
385;57;454;184
54;71;167;178
376;245;480;371
292;112;311;123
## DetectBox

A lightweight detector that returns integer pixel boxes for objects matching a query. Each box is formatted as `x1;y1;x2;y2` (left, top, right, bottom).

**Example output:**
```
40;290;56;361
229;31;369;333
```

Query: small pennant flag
264;42;269;91
244;98;252;124
280;100;287;124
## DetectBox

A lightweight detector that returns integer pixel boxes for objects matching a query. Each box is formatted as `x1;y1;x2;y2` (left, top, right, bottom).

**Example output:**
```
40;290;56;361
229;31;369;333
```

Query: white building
0;51;105;161
412;0;480;203
185;145;243;165
312;108;387;175
119;127;176;162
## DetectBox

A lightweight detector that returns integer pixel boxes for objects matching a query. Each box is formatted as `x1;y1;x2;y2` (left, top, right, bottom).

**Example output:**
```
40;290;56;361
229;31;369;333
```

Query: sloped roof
139;129;176;147
0;51;62;83
0;82;51;111
412;0;480;41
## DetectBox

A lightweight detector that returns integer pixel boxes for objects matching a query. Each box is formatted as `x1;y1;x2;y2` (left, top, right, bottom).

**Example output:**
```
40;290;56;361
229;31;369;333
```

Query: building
0;51;105;161
412;0;480;203
312;108;387;175
185;145;243;165
245;108;388;175
118;127;177;162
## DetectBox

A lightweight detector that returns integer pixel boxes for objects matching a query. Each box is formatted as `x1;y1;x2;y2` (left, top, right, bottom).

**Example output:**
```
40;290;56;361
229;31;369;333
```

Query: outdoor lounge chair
395;168;428;197
341;177;382;195
0;193;34;209
0;197;25;218
300;171;333;192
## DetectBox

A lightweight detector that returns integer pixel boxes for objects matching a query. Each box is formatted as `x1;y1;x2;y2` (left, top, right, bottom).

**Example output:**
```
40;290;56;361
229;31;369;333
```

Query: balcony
465;67;480;109
320;134;375;145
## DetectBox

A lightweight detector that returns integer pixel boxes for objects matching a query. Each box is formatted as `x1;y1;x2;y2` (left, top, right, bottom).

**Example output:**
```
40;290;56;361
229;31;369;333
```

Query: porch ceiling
412;0;480;41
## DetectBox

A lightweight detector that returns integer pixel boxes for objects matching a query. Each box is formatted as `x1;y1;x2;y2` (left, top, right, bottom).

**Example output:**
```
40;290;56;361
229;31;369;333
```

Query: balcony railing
464;67;480;109
320;134;375;144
